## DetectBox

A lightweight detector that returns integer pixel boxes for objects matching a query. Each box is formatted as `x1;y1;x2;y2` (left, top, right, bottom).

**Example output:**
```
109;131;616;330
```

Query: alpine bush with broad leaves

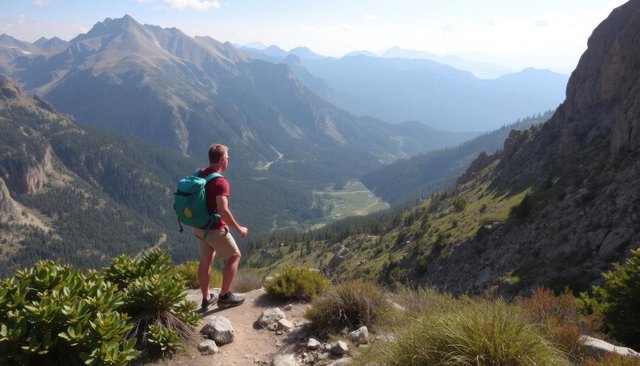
0;261;139;366
102;249;199;356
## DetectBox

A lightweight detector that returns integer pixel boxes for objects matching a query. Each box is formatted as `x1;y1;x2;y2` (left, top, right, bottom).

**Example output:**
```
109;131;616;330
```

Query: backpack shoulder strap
193;168;201;177
203;172;223;183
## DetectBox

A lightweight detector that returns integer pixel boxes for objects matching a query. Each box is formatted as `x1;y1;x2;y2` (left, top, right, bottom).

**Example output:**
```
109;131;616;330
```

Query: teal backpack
174;169;222;238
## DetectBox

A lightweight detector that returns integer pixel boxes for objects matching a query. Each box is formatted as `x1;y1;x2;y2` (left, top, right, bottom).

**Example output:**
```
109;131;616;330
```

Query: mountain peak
289;47;325;60
76;15;144;42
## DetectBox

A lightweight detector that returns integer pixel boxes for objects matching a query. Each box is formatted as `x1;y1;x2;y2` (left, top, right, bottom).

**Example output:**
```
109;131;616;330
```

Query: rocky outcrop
6;146;53;195
0;178;20;222
0;75;24;101
457;151;499;185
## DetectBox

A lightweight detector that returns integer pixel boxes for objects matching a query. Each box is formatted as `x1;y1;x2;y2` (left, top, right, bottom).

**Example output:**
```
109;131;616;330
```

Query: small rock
200;316;235;344
307;338;321;350
581;335;640;358
276;330;284;335
284;304;294;311
267;323;278;331
272;353;297;366
259;308;286;328
197;340;219;355
278;319;295;331
317;352;331;361
348;326;369;345
328;358;353;366
375;333;396;342
331;341;349;356
341;327;349;336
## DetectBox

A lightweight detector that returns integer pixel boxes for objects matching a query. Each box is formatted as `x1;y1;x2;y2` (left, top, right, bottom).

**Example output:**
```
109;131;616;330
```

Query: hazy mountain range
242;45;568;131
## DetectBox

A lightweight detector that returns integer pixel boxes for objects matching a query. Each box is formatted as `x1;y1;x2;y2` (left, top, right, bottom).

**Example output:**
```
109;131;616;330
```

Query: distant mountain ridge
381;46;513;78
245;46;568;131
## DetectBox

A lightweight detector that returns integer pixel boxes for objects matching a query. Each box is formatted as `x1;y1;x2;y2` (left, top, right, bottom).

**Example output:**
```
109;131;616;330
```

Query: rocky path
148;288;312;366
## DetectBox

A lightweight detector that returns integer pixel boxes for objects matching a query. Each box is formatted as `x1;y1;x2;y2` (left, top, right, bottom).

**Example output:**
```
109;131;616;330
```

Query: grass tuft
359;297;571;366
305;280;396;336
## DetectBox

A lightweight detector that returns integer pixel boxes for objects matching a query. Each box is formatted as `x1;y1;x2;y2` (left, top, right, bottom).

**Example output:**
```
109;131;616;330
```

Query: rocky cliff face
0;76;53;195
418;0;640;295
0;178;20;222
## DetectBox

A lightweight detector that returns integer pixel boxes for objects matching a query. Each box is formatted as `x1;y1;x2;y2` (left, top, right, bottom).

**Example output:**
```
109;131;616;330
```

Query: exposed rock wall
0;178;20;222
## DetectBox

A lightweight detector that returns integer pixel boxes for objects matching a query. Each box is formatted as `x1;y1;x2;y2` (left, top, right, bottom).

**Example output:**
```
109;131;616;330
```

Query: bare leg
198;248;215;299
220;253;241;295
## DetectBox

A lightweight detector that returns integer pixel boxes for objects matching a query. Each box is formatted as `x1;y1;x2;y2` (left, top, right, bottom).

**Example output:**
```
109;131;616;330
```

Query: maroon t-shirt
197;167;229;230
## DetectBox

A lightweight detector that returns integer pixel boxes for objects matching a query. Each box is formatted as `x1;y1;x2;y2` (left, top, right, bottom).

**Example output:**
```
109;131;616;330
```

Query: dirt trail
150;288;310;366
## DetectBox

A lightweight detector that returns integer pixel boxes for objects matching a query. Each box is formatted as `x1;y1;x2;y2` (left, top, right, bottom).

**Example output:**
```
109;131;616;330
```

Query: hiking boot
217;292;245;308
201;293;217;310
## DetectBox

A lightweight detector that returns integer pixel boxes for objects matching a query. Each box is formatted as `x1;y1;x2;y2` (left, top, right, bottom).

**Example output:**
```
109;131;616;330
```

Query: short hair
208;144;228;164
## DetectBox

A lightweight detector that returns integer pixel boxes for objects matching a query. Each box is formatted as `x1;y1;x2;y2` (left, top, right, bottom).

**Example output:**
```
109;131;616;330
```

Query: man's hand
237;226;248;239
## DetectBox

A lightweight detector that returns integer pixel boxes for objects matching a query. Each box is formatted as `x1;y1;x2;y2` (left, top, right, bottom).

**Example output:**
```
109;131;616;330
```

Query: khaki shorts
193;227;240;260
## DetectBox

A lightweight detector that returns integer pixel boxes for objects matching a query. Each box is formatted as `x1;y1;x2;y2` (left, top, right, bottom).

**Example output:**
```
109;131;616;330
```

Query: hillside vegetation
361;111;553;205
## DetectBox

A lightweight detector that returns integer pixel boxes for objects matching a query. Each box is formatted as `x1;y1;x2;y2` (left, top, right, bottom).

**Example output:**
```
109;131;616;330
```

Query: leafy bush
231;270;265;293
264;266;328;301
102;249;199;356
146;324;181;356
518;287;582;359
174;260;222;290
0;260;139;365
360;298;570;366
578;249;640;349
305;280;395;336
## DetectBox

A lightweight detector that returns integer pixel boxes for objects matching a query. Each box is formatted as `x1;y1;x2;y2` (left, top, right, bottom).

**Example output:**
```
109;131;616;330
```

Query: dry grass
305;280;396;336
359;297;571;366
232;270;265;293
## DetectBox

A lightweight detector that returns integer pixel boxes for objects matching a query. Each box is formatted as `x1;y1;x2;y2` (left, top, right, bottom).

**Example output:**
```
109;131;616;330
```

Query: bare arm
216;195;248;238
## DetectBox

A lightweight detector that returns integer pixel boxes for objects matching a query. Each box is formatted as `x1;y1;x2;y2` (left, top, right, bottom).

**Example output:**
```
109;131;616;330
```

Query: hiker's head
208;144;229;166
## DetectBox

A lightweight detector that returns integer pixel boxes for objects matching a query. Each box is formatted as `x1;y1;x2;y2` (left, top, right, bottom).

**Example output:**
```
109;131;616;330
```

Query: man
194;144;248;310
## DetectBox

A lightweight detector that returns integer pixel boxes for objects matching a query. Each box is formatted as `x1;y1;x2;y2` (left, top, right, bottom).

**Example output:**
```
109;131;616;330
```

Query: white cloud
164;0;221;10
33;0;50;6
362;13;378;21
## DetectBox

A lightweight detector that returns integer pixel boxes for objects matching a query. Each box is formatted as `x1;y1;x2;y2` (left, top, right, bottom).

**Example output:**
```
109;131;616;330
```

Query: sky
0;0;628;74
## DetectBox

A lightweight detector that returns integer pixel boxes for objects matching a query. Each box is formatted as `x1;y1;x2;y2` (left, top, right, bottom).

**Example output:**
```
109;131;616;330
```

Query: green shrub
305;280;395;336
264;266;328;301
146;323;182;356
0;261;139;365
174;261;222;290
578;248;640;349
359;298;570;366
102;249;199;355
